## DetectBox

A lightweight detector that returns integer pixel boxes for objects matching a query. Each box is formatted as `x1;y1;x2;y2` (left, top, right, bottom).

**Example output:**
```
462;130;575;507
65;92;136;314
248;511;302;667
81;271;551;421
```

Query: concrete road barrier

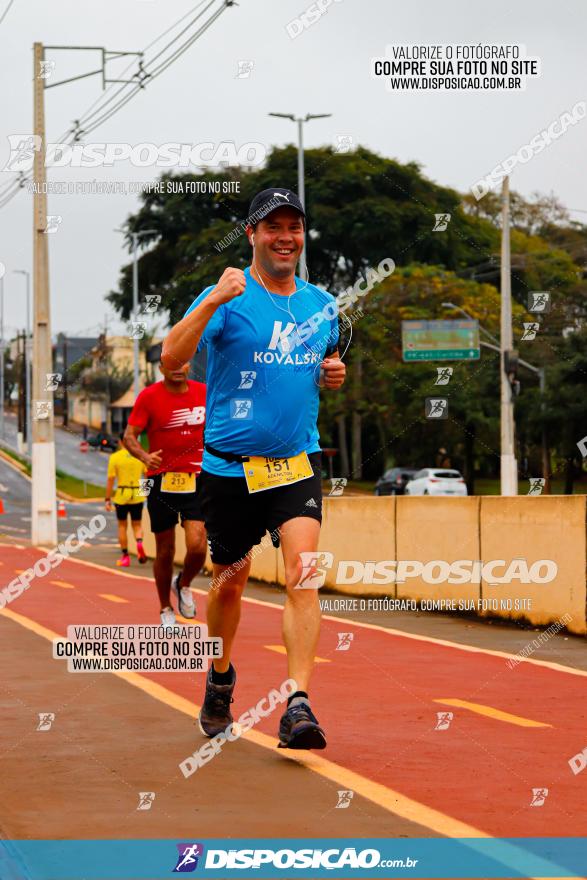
132;494;586;634
479;495;586;635
396;496;480;604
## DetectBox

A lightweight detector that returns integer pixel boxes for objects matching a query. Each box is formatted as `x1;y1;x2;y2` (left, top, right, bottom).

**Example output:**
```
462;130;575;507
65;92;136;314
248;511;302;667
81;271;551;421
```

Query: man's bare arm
123;424;163;471
161;267;246;369
105;475;115;511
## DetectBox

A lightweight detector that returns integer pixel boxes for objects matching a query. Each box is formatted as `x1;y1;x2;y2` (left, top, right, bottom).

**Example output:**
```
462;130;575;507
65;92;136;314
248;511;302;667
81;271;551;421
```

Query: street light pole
500;176;518;496
296;117;306;278
441;302;499;346
116;228;157;400
269;112;332;281
14;269;32;458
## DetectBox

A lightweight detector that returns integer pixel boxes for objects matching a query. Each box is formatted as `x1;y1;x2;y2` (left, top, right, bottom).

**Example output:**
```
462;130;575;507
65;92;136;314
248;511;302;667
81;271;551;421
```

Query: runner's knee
211;572;247;599
186;531;207;555
284;558;304;591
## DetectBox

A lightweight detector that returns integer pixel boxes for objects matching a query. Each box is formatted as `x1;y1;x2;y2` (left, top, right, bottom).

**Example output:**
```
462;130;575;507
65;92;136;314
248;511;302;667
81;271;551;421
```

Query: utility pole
268;112;332;281
25;41;147;544
32;41;57;545
500;176;518;496
443;301;547;494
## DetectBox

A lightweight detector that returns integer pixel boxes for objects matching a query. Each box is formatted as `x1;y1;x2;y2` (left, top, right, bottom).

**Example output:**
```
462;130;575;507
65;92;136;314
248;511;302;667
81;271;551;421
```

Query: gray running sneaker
278;699;326;750
198;665;236;738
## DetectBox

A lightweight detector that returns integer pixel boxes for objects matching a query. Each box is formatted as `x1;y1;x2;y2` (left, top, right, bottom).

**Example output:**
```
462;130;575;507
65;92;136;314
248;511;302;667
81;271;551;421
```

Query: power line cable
81;0;225;136
76;0;211;130
0;0;16;27
0;0;234;209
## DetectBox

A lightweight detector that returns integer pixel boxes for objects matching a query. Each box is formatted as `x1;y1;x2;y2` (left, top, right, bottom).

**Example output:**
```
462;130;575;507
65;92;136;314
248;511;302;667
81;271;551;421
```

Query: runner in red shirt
123;361;207;627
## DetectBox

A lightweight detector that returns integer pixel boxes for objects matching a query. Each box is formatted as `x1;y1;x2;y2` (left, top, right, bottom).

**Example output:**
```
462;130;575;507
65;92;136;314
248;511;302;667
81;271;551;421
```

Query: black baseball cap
247;187;305;225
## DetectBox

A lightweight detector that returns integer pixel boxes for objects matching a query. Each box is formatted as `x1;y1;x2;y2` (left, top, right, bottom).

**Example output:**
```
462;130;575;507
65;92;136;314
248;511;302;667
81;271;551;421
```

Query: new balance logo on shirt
164;407;206;428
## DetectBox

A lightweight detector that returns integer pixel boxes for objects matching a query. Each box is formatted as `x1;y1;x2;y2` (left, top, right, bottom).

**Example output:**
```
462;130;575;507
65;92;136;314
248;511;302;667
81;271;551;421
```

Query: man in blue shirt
162;187;346;749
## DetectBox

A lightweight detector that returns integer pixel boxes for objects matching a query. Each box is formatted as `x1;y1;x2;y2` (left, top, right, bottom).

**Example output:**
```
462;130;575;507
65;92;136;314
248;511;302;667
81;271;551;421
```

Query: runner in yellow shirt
105;435;148;567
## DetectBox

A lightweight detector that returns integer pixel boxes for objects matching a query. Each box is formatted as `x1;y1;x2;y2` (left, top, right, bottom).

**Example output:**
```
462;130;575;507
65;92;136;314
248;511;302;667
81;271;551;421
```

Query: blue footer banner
2;838;587;879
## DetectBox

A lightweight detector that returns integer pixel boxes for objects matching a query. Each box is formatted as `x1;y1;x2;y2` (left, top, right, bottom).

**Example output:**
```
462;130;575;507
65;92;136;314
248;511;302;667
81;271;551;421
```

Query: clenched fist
211;267;246;305
320;357;346;390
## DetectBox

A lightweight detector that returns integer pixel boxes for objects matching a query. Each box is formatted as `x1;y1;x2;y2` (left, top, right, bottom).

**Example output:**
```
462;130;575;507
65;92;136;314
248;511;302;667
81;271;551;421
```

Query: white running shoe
172;571;195;619
160;606;177;631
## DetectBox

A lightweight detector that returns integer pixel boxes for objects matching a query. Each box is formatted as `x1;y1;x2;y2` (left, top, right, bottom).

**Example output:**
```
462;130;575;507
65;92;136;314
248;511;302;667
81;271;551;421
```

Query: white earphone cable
250;245;351;385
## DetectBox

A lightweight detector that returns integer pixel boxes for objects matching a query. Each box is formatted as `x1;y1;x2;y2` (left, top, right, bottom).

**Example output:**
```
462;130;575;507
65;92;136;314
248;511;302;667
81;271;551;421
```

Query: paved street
1;411;109;486
0;454;117;550
1;454;586;868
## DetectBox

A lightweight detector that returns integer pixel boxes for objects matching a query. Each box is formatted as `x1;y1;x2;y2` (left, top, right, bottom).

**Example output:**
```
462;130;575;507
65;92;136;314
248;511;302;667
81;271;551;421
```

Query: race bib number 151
243;453;313;494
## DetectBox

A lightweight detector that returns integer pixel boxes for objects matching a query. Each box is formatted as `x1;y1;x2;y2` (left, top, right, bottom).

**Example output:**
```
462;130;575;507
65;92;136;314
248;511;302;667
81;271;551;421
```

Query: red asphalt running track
1;542;586;839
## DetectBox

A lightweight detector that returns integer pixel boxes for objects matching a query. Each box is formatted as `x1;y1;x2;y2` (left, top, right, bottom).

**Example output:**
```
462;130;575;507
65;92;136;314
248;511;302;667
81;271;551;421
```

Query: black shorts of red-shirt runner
146;473;204;534
198;452;323;566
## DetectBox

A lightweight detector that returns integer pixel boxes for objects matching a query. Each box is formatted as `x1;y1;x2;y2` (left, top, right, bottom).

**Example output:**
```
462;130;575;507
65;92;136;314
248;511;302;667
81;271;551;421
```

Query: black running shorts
198;452;323;565
114;502;143;522
146;472;204;534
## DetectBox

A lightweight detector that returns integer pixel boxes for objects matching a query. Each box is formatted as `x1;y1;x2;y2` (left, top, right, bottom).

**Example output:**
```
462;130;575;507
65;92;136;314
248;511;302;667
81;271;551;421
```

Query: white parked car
404;468;468;496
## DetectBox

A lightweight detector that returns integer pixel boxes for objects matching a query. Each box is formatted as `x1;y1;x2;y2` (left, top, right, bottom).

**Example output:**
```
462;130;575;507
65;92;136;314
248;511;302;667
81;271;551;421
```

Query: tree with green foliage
107;145;499;323
106;145;587;491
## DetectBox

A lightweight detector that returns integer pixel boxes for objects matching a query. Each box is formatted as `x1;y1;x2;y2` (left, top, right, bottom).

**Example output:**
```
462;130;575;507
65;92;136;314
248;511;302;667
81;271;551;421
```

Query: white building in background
68;335;163;431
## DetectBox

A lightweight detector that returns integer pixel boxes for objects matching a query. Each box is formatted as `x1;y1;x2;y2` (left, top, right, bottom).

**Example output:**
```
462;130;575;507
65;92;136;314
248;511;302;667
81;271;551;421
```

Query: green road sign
402;319;480;362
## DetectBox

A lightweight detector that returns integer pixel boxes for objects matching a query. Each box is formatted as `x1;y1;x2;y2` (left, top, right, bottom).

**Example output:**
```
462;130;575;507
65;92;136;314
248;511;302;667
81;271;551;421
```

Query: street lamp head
115;228;158;252
269;112;296;121
305;113;332;121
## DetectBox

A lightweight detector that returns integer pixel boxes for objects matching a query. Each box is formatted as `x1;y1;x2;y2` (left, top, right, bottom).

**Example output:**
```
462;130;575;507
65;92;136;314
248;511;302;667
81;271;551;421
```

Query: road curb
0;447;31;480
0;446;101;502
56;491;104;503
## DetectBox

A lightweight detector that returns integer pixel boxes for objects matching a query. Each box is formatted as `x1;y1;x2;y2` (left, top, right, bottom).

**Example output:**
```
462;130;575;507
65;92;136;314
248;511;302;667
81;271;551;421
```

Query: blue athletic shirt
184;267;339;476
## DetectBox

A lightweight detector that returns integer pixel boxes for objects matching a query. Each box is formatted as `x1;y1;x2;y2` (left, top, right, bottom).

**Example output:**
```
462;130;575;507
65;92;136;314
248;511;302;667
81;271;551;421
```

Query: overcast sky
0;0;585;341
